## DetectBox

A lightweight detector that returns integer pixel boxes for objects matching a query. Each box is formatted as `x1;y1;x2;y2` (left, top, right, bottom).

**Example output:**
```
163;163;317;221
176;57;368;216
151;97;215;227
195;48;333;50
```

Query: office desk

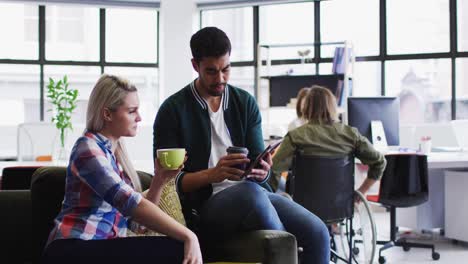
396;151;468;232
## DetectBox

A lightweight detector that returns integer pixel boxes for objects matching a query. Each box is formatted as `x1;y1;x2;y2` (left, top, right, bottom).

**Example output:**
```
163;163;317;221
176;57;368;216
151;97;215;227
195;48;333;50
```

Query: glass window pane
319;62;379;98
44;66;101;125
106;8;158;63
45;5;99;61
319;63;332;75
202;7;253;62
387;0;449;54
0;64;40;125
458;0;468;51
259;2;314;60
104;67;159;125
320;61;382;97
321;0;379;57
0;3;38;60
385;59;451;123
229;66;254;96
456;58;468;119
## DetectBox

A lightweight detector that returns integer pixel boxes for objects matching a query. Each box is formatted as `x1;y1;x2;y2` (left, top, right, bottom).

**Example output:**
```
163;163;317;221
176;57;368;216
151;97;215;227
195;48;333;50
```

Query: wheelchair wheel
352;190;377;264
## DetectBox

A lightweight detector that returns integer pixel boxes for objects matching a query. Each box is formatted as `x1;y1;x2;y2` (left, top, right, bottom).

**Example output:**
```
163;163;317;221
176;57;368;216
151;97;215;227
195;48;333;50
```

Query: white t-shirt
206;94;239;195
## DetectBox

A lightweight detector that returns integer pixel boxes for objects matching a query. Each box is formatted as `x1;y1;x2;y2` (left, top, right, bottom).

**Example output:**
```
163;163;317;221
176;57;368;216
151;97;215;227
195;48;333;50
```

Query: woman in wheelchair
269;85;386;263
269;85;386;196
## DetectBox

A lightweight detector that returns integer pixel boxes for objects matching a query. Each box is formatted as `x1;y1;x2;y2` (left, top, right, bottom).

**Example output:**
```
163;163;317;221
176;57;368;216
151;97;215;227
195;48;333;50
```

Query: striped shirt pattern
48;132;142;243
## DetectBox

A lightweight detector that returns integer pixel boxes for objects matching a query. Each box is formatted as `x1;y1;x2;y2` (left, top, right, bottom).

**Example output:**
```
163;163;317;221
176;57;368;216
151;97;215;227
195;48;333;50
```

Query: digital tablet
242;139;283;178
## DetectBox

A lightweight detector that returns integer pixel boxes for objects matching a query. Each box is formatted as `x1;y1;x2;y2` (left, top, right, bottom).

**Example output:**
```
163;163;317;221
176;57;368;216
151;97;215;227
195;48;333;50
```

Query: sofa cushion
0;190;32;263
31;166;67;261
128;178;186;236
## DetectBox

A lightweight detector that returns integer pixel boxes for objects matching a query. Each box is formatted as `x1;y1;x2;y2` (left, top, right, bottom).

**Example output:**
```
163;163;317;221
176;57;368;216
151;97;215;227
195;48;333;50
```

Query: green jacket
270;121;387;191
153;80;267;229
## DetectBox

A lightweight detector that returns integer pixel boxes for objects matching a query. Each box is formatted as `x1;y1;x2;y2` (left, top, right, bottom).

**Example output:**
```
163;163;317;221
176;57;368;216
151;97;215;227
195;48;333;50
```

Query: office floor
334;209;468;264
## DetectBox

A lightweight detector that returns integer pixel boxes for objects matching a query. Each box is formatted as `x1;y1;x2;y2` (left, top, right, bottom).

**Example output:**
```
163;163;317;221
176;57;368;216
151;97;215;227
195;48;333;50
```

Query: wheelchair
287;151;377;264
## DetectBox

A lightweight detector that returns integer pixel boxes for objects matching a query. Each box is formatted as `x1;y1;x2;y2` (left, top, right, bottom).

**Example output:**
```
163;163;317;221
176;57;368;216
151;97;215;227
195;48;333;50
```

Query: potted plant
47;75;79;161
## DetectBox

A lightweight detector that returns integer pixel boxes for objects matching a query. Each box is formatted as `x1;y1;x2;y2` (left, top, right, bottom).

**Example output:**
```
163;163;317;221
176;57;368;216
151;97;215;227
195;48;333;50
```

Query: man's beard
207;83;226;96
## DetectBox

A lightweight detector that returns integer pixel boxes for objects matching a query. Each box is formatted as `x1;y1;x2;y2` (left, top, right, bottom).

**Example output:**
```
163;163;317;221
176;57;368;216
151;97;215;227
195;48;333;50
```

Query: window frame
0;5;160;121
199;0;468;120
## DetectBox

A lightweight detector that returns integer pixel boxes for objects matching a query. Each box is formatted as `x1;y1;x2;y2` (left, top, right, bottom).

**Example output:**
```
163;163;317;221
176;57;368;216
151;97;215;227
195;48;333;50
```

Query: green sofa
0;166;298;264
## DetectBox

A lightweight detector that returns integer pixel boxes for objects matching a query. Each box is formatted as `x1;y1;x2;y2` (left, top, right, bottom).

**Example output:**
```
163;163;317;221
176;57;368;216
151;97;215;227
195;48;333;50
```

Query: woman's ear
103;108;112;122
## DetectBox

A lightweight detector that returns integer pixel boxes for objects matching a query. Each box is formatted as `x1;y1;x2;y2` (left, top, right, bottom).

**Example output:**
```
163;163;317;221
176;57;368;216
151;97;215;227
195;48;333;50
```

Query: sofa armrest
203;230;297;264
0;190;32;263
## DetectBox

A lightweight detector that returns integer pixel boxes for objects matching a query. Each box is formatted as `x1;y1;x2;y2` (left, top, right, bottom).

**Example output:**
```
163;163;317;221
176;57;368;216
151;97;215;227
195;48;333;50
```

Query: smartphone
241;139;282;178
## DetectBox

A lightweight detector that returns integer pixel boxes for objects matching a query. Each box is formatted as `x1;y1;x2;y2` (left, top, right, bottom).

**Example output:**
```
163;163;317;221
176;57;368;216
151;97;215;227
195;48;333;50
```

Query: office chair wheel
352;190;377;264
403;245;411;252
432;252;440;260
378;256;386;264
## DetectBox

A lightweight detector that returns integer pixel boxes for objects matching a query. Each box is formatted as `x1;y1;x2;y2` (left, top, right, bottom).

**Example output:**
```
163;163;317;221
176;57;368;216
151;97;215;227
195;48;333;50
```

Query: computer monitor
347;97;400;146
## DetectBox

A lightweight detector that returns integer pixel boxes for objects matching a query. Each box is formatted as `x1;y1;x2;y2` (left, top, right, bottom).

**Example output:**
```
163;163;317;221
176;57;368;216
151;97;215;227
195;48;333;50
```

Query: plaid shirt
48;132;142;243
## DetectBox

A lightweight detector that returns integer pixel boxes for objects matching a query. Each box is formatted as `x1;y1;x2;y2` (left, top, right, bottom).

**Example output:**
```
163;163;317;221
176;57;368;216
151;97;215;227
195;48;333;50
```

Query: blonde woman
270;85;386;196
288;87;311;131
43;75;202;264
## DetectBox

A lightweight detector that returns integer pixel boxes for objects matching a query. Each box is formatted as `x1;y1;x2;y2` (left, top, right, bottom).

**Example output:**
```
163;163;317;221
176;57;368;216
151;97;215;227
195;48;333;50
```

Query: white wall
159;0;198;101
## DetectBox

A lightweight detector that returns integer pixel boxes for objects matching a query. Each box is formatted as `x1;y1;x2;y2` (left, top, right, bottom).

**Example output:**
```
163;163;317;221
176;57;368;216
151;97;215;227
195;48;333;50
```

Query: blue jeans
199;181;330;264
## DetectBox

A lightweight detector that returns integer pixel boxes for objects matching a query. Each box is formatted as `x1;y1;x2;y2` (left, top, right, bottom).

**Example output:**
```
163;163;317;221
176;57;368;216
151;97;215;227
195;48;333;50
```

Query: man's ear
191;58;200;73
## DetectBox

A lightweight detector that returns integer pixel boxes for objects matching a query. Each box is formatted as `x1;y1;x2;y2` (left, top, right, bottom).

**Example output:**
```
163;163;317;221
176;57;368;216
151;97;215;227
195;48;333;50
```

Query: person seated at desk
269;85;387;197
43;74;202;264
288;87;311;131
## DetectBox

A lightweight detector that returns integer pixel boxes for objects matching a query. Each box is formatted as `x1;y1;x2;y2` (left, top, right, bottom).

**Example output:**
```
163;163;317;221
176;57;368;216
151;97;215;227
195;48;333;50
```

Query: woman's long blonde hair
86;74;142;192
303;85;339;125
296;87;311;119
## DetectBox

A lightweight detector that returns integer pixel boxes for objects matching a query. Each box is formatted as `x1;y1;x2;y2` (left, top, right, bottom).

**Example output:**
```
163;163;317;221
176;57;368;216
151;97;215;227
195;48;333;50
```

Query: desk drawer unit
444;169;468;242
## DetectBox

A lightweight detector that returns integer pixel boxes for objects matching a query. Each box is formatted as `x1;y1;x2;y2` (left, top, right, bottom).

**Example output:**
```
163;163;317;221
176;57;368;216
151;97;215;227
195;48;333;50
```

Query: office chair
367;153;440;263
288;150;376;264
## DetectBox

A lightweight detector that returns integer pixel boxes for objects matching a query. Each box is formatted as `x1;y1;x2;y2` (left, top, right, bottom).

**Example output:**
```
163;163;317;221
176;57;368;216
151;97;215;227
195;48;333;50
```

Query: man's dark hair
190;27;231;63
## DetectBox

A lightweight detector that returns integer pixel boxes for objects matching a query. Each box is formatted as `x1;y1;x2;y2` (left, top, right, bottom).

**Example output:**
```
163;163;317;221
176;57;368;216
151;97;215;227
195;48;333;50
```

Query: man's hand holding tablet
242;139;282;180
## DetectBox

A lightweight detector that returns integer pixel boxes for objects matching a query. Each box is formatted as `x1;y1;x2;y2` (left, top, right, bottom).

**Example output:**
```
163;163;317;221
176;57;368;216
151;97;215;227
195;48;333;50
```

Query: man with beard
153;27;330;264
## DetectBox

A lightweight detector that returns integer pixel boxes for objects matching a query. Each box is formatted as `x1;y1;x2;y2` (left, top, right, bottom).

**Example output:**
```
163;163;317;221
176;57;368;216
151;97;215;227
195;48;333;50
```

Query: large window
259;2;314;60
106;8;158;63
456;59;468;119
386;59;451;123
0;3;38;59
198;1;466;124
0;3;159;128
0;64;40;125
321;0;379;57
44;66;101;124
202;7;253;62
387;0;450;54
353;62;381;97
45;5;100;61
458;0;468;51
228;66;255;96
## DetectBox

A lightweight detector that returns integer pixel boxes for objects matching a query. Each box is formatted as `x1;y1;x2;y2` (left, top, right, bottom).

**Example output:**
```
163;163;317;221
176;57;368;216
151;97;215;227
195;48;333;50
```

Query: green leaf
47;75;78;138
